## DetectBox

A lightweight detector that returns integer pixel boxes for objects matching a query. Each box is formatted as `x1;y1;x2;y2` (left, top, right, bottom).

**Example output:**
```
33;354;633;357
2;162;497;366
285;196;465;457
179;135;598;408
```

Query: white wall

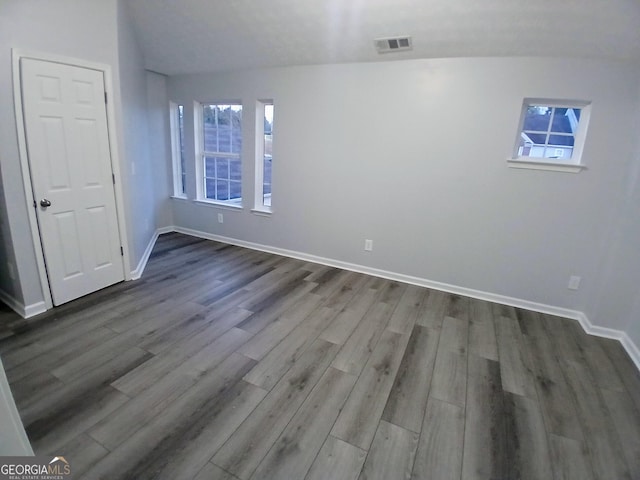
168;57;640;321
115;0;162;265
145;71;174;229
586;80;640;349
0;0;170;311
0;0;120;308
0;171;19;304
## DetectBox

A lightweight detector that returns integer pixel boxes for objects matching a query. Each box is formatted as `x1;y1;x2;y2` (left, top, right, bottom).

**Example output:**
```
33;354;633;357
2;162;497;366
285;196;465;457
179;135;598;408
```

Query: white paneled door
21;58;124;306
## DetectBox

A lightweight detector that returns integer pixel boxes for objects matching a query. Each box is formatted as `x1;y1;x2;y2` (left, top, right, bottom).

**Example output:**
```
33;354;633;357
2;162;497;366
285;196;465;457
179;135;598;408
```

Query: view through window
263;104;273;207
516;105;582;161
203;104;242;204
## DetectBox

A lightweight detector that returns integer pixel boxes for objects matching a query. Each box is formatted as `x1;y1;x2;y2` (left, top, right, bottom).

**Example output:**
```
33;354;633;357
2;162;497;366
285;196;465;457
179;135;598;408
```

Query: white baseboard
575;312;640;371
620;334;640;372
169;225;640;372
130;226;174;280
23;301;47;319
0;288;46;319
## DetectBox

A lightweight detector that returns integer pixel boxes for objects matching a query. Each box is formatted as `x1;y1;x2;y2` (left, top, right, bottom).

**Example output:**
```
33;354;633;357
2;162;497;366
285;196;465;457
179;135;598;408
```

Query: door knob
39;199;51;208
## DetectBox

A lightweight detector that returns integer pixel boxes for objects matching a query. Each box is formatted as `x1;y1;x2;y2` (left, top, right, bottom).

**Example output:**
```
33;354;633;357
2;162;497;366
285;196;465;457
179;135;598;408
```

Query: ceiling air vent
374;36;412;54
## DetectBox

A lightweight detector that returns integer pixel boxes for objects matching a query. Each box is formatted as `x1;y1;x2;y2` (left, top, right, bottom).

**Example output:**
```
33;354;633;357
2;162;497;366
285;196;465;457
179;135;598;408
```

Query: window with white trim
254;101;273;211
510;99;591;171
200;103;243;205
170;102;186;197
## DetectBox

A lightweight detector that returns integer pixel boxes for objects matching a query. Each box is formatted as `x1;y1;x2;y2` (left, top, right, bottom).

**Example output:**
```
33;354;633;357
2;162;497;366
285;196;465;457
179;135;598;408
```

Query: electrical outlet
364;239;373;251
568;275;581;290
218;213;224;224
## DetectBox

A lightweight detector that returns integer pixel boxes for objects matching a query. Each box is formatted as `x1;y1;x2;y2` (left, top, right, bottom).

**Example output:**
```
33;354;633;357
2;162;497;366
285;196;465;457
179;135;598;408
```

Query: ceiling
126;0;640;76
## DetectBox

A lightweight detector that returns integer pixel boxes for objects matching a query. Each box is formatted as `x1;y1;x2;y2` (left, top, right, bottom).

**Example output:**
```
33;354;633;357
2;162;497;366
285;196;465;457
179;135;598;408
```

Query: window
170;102;186;197
254;101;273;211
201;103;242;205
510;99;591;172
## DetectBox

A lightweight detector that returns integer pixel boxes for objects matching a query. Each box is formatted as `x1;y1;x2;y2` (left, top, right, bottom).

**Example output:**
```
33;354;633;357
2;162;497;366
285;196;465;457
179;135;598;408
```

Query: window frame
508;98;591;173
196;101;244;207
253;100;274;213
169;102;186;198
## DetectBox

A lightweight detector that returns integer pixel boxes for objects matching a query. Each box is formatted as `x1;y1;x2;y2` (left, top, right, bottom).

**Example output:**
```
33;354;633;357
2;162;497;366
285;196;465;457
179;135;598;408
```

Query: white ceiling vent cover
374;36;412;54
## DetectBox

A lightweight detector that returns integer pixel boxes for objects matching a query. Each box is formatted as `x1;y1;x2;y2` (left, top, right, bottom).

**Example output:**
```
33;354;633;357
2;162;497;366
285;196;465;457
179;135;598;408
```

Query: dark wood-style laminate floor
1;232;640;479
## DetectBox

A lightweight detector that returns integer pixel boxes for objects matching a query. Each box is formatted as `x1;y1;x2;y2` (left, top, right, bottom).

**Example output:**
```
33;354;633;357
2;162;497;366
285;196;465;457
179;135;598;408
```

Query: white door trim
12;49;132;311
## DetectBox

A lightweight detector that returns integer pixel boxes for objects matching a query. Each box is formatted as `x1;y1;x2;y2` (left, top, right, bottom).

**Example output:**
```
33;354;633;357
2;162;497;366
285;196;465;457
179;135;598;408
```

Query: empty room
1;0;640;478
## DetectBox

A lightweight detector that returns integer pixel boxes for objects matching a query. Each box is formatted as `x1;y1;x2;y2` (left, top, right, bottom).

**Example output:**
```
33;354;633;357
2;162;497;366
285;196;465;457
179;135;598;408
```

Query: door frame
12;49;132;311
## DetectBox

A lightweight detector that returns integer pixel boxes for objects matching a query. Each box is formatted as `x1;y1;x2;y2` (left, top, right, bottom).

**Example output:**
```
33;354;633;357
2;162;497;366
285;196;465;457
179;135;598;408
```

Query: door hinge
120;246;124;256
104;91;108;104
112;173;116;185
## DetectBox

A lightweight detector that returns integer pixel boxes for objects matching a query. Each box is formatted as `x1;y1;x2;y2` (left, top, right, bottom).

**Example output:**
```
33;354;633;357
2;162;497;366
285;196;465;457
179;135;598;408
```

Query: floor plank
331;329;410;450
468;298;498;361
600;336;640;413
503;392;553;480
212;339;340;479
600;388;640;476
416;290;447;330
386;285;427;335
83;353;259;480
462;356;507;480
242;306;337;391
561;360;632;479
412;398;464;480
381;325;439;433
429;315;469;409
331;301;397;375
359;420;419;480
0;233;637;480
305;436;367;480
55;433;109;477
250;367;357;480
548;434;595;480
195;463;239;480
494;314;537;398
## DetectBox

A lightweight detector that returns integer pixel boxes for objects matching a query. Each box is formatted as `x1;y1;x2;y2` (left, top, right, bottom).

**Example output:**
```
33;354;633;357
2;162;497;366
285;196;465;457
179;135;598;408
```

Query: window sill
193;199;243;210
507;159;586;173
170;195;188;201
251;208;272;217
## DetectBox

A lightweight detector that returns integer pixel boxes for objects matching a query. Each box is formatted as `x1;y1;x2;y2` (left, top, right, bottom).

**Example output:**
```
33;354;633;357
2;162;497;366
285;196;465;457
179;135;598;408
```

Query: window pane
263;155;272;193
518;140;545;158
205;157;216;178
523;106;551;132
203;104;243;154
201;103;242;204
230;158;241;181
548;134;575;147
232;108;242;154
178;105;185;194
205;177;216;199
263;104;274;207
203;124;217;152
216;158;230;179
544;147;572;159
229;180;242;200
524;132;547;144
514;100;588;166
216;180;229;200
550;108;573;134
